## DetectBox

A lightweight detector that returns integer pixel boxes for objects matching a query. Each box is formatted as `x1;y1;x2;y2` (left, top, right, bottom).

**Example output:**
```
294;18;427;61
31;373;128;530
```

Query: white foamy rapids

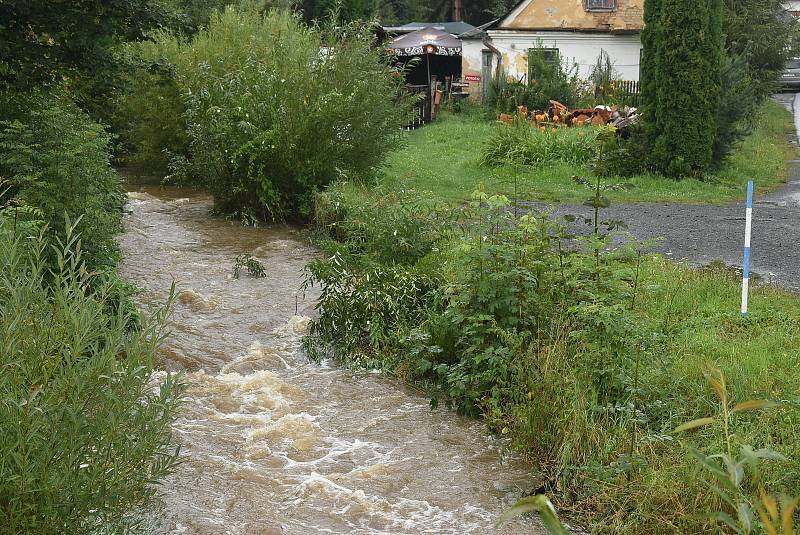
127;191;153;201
220;316;310;374
171;318;322;462
287;472;492;534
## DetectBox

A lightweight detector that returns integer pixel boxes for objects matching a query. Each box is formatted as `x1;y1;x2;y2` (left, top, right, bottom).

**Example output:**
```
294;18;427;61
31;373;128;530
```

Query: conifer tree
640;0;661;149
642;0;723;177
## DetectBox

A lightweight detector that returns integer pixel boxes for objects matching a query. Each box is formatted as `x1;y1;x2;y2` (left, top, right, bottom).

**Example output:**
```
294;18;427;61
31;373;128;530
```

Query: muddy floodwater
118;184;541;534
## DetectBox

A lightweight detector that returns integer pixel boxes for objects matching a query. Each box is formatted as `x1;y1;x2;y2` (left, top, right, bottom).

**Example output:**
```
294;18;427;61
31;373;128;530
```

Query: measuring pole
741;180;753;317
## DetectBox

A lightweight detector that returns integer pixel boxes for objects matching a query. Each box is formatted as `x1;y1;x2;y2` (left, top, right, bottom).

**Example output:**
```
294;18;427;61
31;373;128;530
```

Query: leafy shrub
312;186;458;266
148;7;412;221
712;50;760;167
111;52;189;175
305;182;636;422
591;124;651;177
480;122;603;168
485;50;579;115
304;186;457;364
0;90;125;270
526;47;580;110
0;223;182;534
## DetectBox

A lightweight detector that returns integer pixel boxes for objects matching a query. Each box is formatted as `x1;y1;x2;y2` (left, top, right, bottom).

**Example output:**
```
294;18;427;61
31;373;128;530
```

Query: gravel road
530;93;800;291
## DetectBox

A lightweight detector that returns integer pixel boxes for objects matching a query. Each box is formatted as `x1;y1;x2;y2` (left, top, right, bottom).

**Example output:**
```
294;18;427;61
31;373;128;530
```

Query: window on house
527;48;559;83
586;0;616;10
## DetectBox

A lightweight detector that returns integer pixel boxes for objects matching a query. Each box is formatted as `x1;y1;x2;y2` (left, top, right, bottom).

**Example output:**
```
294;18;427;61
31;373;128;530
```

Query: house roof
489;0;529;29
457;19;497;39
383;21;477;36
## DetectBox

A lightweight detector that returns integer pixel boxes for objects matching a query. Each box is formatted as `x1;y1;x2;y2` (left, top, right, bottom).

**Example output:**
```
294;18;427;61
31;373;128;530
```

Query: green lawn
364;100;795;205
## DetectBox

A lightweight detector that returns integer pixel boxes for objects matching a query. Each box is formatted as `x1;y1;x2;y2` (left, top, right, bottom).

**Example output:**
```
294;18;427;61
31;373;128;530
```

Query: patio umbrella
386;27;462;57
387;27;462;88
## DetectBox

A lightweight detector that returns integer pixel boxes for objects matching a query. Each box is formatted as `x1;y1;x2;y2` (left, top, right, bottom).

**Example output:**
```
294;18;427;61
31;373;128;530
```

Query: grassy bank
361;99;795;205
305;185;800;533
554;256;800;533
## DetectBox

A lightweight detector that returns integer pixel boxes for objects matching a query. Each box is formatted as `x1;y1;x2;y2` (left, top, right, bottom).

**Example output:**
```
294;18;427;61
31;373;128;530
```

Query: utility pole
453;0;462;21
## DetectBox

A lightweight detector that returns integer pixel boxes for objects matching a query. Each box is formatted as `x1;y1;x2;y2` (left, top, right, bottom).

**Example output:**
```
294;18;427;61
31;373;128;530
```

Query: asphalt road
531;93;800;291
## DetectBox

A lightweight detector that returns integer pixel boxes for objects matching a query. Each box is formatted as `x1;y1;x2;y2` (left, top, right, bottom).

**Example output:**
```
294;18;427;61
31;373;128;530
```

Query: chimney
453;0;462;21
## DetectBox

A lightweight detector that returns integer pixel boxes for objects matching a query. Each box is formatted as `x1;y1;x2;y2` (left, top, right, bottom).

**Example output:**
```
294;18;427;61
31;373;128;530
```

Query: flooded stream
118;184;541;534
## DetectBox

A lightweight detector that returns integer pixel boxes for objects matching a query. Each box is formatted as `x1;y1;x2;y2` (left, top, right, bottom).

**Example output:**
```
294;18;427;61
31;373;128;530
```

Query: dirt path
532;93;800;291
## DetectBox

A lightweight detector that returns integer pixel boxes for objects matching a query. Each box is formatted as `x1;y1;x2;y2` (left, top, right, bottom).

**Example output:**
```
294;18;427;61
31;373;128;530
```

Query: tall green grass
479;122;604;168
0;223;182;534
371;100;794;205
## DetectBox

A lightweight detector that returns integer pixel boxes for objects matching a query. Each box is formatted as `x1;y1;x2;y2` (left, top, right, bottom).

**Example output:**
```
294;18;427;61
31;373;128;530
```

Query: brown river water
118;183;542;534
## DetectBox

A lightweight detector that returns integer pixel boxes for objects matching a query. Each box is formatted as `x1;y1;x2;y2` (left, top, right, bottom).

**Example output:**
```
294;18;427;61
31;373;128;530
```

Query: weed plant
233;253;267;278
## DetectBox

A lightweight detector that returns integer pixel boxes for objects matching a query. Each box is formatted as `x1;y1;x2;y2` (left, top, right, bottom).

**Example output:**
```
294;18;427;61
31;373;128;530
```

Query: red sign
464;74;482;83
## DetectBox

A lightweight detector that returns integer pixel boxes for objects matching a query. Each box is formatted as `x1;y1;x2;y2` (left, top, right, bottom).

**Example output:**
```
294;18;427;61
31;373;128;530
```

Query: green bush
480;122;604;168
147;6;412;221
111;53;189;175
0;223;182;535
712;50;760;167
305;184;636;419
0;90;125;270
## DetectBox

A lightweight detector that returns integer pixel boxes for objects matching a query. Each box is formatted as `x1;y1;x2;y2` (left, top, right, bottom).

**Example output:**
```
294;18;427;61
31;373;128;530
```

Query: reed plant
0;221;182;535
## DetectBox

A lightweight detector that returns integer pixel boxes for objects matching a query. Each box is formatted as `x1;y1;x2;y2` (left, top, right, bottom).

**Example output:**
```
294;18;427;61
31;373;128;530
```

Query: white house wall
461;39;487;98
487;30;643;83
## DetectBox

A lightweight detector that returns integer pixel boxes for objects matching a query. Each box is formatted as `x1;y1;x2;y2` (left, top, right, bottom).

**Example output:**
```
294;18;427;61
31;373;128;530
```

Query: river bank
119;183;543;534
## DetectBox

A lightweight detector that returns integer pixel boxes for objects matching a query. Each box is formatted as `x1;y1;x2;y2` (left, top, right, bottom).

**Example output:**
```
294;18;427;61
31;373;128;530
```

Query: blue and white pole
741;180;754;317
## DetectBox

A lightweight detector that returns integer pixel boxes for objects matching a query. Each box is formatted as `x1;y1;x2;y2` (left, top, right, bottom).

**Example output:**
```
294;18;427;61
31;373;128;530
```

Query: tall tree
640;0;661;148
299;0;503;25
643;0;723;177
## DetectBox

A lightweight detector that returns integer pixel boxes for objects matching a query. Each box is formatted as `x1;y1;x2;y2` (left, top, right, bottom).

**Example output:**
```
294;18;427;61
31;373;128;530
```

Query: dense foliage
0;0;170;92
485;52;580;116
643;0;723;177
111;50;189;175
0;91;126;270
306;181;639;419
133;7;411;221
642;0;796;174
299;0;505;26
724;0;799;99
305;183;800;533
0;4;189;532
0;223;182;535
